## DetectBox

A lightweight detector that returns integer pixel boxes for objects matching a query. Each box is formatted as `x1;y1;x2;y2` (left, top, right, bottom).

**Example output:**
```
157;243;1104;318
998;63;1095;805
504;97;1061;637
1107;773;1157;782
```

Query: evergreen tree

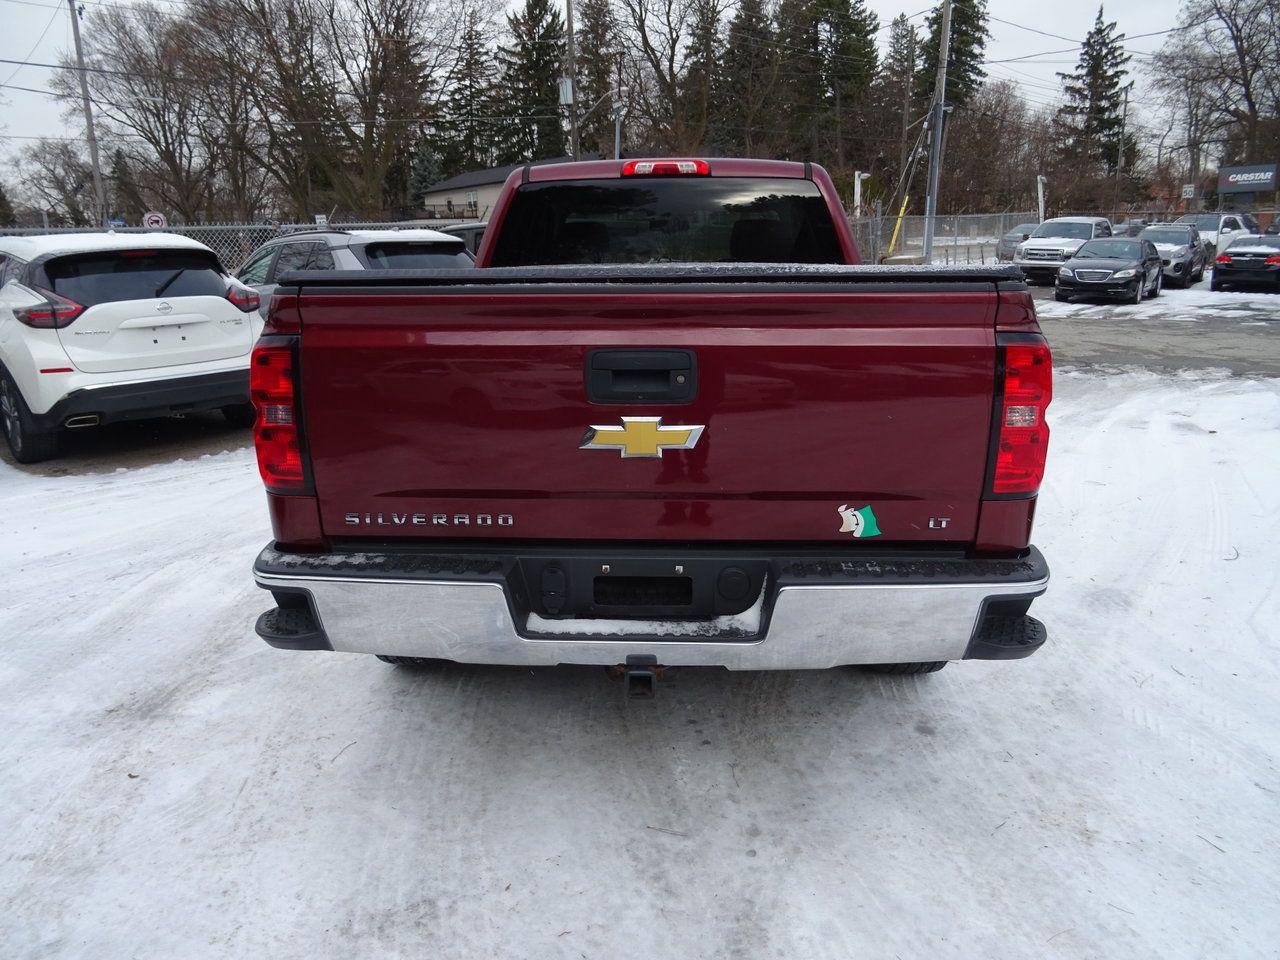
108;149;145;220
409;147;444;209
1053;6;1131;175
821;0;879;171
879;14;920;172
681;0;722;153
0;181;15;227
774;0;825;158
915;0;989;109
439;8;499;176
575;0;620;157
719;0;778;155
495;0;567;163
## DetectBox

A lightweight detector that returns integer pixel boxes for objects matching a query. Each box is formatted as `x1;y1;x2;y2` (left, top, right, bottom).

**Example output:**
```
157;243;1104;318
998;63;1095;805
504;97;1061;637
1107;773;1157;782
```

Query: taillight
1216;254;1232;264
991;338;1052;496
251;338;309;492
622;159;710;176
15;288;85;329
226;279;261;313
1266;255;1280;265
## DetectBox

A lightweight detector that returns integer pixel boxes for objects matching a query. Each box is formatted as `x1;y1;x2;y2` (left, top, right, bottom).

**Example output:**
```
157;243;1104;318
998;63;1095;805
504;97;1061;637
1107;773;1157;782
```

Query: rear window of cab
34;249;227;306
490;177;844;266
358;242;473;269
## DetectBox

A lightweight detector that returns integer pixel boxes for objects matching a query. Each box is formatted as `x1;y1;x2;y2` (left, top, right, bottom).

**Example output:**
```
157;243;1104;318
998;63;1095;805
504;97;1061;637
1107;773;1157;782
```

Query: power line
1;5;62;88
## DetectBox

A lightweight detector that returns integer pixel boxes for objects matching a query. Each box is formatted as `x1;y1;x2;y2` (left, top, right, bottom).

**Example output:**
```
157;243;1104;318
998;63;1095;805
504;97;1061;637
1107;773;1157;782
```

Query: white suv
0;233;261;463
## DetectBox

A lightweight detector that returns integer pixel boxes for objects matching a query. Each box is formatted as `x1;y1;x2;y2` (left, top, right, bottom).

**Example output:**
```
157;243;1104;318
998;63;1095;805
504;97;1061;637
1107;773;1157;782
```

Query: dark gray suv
1137;224;1207;287
236;228;474;316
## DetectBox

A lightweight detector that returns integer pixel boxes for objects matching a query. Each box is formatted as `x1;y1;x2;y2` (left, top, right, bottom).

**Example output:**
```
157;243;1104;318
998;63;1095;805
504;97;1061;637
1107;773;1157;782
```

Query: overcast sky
0;0;1183;162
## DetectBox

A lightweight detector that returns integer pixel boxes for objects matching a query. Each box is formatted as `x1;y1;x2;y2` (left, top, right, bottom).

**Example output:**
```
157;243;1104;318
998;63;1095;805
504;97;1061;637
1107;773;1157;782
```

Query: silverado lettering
344;513;515;527
250;158;1052;685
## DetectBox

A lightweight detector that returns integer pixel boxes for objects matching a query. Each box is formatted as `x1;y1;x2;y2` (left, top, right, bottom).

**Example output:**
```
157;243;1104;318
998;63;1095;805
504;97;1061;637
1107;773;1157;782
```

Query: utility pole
899;28;915;173
1114;83;1132;213
612;59;626;160
68;0;107;226
564;0;580;161
1036;174;1047;223
921;0;952;261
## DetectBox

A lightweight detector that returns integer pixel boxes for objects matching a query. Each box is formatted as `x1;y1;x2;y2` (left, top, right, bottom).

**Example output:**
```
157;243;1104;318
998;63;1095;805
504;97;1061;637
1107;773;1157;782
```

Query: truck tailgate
291;268;1005;544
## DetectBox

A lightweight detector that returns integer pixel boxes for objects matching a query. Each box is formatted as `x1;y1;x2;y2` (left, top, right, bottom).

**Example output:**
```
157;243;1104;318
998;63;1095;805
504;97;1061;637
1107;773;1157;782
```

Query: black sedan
1054;239;1164;303
1210;235;1280;292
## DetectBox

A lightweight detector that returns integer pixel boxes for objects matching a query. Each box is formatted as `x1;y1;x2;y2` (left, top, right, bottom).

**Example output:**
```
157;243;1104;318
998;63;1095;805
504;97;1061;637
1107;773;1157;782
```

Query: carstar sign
1218;164;1276;194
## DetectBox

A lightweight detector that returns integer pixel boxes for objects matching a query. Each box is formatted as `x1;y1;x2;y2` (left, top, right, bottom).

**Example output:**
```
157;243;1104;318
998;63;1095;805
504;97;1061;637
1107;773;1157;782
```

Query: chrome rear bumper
253;545;1049;670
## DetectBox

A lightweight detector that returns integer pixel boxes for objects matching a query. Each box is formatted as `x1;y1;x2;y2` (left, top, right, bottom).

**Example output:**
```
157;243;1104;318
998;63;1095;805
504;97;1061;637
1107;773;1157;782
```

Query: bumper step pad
255;605;331;651
966;615;1047;660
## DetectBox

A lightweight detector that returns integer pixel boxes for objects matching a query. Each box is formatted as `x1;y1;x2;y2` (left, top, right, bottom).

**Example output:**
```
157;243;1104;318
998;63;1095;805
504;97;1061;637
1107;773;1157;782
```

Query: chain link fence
7;208;1274;271
850;212;1040;265
0;221;473;271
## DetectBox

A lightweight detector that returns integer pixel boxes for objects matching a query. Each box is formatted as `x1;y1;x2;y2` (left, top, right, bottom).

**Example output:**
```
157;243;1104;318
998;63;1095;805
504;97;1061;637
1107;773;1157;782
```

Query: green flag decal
838;504;882;538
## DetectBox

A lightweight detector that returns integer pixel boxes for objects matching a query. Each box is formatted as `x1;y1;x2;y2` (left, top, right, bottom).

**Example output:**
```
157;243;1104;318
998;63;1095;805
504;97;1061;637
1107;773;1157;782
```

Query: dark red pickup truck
250;159;1051;686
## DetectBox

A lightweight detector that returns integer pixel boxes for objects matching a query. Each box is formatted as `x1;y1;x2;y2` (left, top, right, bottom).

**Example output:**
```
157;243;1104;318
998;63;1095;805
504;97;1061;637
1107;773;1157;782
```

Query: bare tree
10;139;97;225
617;0;708;151
1173;0;1279;162
56;4;214;221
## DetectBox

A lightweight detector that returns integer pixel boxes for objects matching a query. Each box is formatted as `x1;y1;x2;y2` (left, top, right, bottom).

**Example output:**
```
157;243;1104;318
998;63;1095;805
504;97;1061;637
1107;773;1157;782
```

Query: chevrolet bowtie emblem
580;416;705;459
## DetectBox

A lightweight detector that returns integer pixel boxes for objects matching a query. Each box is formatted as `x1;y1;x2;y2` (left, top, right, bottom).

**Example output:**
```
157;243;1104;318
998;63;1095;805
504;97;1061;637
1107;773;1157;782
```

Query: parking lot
3;280;1279;958
1030;283;1280;377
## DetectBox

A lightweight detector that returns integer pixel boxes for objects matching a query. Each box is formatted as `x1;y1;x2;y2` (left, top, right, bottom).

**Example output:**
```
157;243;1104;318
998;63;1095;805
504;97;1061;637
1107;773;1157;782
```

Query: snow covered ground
1037;274;1280;325
3;372;1280;958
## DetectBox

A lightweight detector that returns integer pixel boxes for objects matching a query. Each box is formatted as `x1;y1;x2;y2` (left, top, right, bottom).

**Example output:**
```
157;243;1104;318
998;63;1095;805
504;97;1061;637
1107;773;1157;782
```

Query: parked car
249;157;1052;687
1210;235;1280;292
1138;223;1207;287
439;221;487;255
1013;217;1113;284
236;228;473;316
996;222;1039;262
1055;238;1164;303
1114;219;1149;237
0;233;260;463
1173;213;1254;258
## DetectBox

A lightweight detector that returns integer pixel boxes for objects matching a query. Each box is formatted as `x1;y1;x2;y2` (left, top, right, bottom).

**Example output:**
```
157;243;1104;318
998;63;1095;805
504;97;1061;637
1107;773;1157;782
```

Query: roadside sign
107;219;126;228
1181;184;1195;200
313;214;329;226
1218;164;1276;194
142;211;167;229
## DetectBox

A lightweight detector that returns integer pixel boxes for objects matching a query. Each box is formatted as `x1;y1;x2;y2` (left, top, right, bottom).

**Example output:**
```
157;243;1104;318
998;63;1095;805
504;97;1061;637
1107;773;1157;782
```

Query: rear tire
1210;278;1224;292
862;661;947;675
222;403;256;428
375;655;450;668
1;370;59;464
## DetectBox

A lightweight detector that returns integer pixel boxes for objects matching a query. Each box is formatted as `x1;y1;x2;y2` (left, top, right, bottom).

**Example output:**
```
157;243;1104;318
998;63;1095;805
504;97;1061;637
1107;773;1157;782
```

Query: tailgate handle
586;349;697;404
